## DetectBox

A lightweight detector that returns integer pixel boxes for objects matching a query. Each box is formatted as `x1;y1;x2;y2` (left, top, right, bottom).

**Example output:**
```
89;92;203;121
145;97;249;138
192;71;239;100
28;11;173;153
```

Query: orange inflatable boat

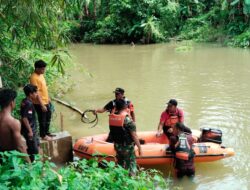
73;130;235;165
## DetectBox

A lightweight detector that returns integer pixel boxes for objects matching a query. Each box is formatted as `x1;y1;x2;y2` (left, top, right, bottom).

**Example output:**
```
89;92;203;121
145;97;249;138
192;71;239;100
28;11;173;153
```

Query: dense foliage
0;151;170;190
2;1;248;188
0;0;71;89
68;0;250;47
1;0;250;89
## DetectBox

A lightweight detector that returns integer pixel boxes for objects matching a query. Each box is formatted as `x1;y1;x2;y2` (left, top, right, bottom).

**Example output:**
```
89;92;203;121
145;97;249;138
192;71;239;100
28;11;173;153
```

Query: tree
0;0;71;88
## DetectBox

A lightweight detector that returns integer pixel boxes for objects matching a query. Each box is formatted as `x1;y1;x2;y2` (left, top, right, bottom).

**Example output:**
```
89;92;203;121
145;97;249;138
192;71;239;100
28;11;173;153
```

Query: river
53;42;250;190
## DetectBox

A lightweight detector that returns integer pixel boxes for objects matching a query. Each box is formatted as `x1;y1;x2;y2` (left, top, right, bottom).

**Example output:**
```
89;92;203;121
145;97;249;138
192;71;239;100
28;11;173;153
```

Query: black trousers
23;134;39;162
176;168;195;178
163;126;173;138
34;104;52;138
175;159;195;178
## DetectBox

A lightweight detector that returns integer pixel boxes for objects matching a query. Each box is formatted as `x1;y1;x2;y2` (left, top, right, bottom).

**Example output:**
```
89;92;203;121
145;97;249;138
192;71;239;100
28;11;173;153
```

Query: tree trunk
146;32;151;44
245;15;249;23
0;60;2;88
83;4;89;17
0;76;3;88
93;0;97;19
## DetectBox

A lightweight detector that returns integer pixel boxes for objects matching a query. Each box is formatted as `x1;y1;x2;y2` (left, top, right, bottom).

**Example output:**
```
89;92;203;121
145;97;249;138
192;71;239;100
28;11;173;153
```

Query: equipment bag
200;128;222;144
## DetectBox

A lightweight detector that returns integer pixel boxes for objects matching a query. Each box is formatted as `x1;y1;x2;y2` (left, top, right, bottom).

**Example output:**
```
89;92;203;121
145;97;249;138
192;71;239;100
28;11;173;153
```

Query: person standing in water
171;122;195;178
108;99;142;176
95;87;136;142
95;87;136;122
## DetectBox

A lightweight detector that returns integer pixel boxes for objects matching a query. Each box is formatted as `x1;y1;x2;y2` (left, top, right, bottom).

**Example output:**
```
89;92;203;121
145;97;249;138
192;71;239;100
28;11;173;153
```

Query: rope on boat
52;97;98;128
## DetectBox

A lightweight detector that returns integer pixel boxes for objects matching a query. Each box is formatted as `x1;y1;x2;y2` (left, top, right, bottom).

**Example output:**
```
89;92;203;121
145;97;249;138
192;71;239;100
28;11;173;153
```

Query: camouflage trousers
114;143;137;175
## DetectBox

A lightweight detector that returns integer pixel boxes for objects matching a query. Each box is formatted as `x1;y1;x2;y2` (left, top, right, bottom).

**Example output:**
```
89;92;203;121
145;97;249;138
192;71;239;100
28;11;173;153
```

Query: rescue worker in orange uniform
156;99;188;138
95;87;135;142
170;122;195;178
95;87;135;122
109;99;142;176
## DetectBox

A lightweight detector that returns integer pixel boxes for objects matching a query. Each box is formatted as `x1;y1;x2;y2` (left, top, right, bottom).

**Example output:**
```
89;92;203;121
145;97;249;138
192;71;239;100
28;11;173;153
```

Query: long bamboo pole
52;97;83;115
60;112;64;132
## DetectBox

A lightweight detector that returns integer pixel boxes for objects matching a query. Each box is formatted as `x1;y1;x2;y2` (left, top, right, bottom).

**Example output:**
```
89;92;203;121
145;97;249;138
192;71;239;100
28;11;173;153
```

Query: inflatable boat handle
92;139;113;144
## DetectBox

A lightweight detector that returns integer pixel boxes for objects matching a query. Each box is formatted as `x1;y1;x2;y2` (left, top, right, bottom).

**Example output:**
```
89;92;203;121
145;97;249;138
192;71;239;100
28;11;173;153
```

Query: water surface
54;43;250;189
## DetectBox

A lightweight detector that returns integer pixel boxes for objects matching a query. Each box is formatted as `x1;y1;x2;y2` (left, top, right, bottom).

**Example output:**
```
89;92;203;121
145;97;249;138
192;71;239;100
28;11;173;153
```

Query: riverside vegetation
0;1;249;189
1;0;250;89
0;151;170;190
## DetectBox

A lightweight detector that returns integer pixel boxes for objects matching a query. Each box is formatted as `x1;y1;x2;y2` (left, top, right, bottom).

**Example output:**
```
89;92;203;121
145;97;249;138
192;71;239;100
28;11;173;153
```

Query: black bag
200;128;222;144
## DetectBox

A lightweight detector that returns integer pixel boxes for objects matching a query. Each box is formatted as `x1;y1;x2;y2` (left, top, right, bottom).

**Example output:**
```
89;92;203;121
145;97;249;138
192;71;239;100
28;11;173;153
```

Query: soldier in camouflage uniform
109;99;142;176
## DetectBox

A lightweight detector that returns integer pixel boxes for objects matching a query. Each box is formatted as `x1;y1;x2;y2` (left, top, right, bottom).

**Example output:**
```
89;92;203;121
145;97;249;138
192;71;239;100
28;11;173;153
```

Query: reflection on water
54;43;250;189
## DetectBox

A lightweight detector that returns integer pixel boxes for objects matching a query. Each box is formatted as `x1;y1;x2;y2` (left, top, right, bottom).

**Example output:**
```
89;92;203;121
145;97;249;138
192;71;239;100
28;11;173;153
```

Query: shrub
0;151;171;190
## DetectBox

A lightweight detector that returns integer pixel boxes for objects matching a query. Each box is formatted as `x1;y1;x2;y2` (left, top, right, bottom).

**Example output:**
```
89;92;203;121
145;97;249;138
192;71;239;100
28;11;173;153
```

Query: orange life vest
109;111;133;144
175;133;195;161
164;109;181;128
111;99;132;117
111;106;131;116
109;111;128;127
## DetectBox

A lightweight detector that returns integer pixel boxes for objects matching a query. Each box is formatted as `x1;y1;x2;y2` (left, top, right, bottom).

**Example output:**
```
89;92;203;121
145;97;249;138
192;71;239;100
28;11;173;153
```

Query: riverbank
0;151;170;190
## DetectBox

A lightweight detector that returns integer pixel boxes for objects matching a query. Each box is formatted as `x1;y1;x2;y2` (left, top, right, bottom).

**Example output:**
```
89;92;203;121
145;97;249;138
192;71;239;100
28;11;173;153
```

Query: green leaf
245;0;250;5
230;0;240;6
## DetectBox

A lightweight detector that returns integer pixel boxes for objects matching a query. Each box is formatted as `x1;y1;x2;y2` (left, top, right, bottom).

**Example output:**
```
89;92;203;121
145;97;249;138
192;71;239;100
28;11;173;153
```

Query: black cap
113;87;125;94
167;99;178;106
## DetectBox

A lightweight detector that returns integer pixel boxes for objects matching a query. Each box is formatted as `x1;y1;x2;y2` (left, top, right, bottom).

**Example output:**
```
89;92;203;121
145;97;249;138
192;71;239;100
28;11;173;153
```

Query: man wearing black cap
95;87;135;122
30;60;52;141
156;99;188;138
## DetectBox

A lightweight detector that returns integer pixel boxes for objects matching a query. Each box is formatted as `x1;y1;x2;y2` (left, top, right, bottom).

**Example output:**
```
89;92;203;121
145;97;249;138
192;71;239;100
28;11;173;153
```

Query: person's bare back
0;112;24;151
0;89;30;162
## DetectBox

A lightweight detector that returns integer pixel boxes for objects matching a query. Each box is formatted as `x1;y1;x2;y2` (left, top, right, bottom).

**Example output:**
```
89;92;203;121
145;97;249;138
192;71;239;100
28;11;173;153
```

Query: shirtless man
0;89;30;163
